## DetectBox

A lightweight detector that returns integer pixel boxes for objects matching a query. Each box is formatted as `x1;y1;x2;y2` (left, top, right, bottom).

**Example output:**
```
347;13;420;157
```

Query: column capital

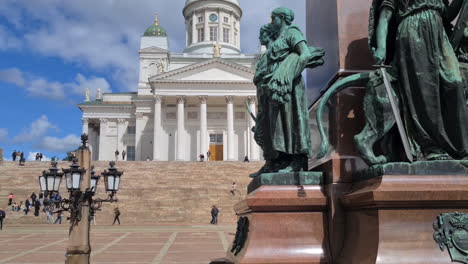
117;118;127;125
154;95;163;103
135;112;144;120
99;118;108;124
225;95;234;104
247;96;257;104
176;96;186;104
82;118;89;124
198;95;208;104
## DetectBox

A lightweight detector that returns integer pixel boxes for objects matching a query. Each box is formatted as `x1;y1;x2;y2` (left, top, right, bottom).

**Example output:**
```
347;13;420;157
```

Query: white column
117;119;127;159
88;123;97;161
82;118;89;135
98;118;108;161
135;113;144;161
176;96;186;161
191;11;196;44
153;95;163;161
226;96;235;161
247;96;260;161
218;9;222;43
199;96;208;157
204;9;209;42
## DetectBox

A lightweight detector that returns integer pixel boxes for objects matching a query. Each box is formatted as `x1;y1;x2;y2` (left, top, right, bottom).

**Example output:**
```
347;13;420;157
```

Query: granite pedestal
211;172;330;264
337;171;468;264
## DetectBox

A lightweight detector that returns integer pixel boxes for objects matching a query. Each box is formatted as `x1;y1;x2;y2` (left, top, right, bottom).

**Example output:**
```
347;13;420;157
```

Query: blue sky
0;0;305;161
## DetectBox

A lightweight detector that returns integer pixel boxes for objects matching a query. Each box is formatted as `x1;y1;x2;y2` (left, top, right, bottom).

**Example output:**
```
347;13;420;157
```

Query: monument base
211;173;330;264
338;174;468;264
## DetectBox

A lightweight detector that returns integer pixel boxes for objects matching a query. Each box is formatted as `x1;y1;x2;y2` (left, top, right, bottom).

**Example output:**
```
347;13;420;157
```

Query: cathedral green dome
143;14;167;37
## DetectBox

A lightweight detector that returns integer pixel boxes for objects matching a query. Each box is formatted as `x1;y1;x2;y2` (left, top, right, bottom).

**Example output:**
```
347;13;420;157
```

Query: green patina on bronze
247;171;323;193
456;25;468;105
250;7;325;178
316;0;468;167
434;212;468;263
355;160;468;181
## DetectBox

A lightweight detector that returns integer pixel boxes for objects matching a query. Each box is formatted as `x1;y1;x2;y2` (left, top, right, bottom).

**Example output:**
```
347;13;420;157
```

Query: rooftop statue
84;88;90;102
316;0;468;165
249;7;325;178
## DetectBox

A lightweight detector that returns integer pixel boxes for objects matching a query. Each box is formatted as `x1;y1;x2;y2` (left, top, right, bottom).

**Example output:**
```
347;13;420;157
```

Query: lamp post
39;134;122;264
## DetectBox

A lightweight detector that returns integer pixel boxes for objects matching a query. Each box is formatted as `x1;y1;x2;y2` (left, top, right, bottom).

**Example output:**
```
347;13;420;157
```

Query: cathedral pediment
139;46;169;54
149;58;254;83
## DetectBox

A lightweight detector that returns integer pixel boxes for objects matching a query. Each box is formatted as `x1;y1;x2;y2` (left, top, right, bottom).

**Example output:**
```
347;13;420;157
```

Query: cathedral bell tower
138;13;169;93
182;0;242;54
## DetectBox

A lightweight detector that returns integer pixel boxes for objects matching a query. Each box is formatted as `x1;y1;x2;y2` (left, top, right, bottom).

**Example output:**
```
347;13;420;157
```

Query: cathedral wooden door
209;134;223;161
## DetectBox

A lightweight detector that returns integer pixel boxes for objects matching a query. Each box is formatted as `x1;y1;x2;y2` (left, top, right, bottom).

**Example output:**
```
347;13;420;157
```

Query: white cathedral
79;0;262;162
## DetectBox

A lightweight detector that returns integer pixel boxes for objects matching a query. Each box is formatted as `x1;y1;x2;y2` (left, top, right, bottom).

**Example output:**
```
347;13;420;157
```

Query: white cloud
0;67;111;101
27;152;51;161
69;73;111;100
36;134;81;152
13;115;57;143
27;78;66;100
0;128;8;142
0;68;26;87
0;0;305;90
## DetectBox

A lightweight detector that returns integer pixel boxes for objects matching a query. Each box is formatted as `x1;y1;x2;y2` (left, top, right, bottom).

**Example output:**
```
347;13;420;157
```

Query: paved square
0;225;235;264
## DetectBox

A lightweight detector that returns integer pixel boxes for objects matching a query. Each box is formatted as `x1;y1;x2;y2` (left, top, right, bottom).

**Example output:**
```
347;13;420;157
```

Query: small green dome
144;13;167;37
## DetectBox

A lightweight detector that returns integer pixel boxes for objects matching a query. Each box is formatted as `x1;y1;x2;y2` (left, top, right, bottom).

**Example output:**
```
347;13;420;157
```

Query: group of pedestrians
6;192;64;224
34;153;44;161
11;150;25;166
199;150;211;162
114;150;126;161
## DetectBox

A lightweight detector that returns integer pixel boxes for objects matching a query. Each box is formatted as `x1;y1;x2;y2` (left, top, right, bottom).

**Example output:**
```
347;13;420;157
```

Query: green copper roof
144;13;167;37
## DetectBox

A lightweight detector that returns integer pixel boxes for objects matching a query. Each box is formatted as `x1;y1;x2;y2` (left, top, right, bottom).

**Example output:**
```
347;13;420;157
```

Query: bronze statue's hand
372;47;386;64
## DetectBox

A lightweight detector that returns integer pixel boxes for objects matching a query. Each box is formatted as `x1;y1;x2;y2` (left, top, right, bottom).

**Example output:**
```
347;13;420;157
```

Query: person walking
12;150;16;161
39;153;43;161
7;193;14;206
30;192;37;205
54;211;63;224
230;182;240;196
199;153;205;162
38;193;44;205
122;150;126;161
24;199;30;215
0;208;5;230
210;205;219;225
33;200;40;217
112;207;121;225
46;206;54;224
244;156;250;162
207;150;211;161
114;150;119;161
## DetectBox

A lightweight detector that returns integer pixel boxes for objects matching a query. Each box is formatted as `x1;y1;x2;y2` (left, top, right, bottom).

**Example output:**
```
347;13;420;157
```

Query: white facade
79;0;262;162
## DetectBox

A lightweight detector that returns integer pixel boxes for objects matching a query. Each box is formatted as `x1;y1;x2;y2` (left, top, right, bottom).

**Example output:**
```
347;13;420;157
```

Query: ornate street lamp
102;161;123;195
39;161;63;194
37;133;124;264
63;158;86;192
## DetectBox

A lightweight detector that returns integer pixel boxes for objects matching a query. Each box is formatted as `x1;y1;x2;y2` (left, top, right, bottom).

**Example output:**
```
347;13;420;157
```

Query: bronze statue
250;7;325;177
317;0;468;165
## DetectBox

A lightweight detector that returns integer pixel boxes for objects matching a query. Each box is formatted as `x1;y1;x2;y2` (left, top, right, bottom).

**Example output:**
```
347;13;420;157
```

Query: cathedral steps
0;161;261;225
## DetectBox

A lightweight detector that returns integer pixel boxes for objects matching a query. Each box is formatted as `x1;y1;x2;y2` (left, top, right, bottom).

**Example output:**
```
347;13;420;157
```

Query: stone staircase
0;161;262;225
